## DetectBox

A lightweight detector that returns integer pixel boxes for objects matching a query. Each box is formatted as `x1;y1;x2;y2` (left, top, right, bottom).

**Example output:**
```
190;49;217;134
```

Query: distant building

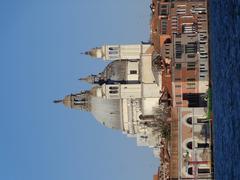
151;0;209;108
150;0;213;179
172;33;209;107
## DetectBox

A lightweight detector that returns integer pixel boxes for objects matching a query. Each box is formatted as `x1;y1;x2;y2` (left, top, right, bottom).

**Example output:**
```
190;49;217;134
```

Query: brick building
151;0;213;179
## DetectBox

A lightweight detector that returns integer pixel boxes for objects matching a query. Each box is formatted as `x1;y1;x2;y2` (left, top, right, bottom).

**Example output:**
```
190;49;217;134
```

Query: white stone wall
101;44;151;61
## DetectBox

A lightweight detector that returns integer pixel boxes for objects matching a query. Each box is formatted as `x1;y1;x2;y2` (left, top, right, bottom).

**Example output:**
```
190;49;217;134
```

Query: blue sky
0;0;159;180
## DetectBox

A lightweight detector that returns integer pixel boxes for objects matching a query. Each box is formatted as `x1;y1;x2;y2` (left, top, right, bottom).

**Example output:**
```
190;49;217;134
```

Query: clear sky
0;0;159;180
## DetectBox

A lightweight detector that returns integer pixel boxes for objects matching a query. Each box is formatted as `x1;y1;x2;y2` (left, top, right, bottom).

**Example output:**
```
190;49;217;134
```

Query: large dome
101;60;128;81
90;97;121;129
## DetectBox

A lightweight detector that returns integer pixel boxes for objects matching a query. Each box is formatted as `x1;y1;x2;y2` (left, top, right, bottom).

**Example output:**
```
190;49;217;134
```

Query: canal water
209;0;240;179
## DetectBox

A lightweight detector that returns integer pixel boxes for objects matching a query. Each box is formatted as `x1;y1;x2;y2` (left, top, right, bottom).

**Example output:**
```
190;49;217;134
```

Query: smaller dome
54;91;91;111
87;49;97;57
62;95;72;108
54;95;74;108
85;47;103;58
101;60;128;81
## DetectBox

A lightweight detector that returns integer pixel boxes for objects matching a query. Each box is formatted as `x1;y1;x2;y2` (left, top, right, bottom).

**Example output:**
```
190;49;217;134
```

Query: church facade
55;44;166;158
55;1;214;179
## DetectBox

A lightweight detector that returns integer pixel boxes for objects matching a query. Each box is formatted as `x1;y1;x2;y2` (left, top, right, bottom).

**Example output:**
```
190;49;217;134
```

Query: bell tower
83;44;151;61
54;91;91;111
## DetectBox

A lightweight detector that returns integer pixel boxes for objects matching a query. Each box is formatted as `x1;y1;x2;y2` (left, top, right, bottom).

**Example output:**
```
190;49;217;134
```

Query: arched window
164;38;171;44
186;117;193;125
188;167;193;175
186;141;193;150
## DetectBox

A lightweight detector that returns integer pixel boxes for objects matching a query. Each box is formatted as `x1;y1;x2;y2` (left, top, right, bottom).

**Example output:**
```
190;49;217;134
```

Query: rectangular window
175;78;181;81
161;19;168;34
185;42;197;54
187;78;195;81
159;5;169;16
108;47;119;58
187;82;196;89
109;51;118;55
187;62;196;71
160;9;168;15
187;62;195;66
176;101;182;105
130;70;137;74
198;168;210;174
109;47;119;51
109;90;118;94
182;24;196;34
175;63;181;70
176;94;182;98
187;54;196;58
161;5;168;9
197;118;208;123
109;86;118;90
185;48;197;54
175;85;181;88
197;143;209;148
175;41;182;59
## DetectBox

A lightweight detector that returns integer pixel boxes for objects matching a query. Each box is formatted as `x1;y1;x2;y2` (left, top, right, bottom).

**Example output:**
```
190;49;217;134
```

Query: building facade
56;44;166;158
177;107;212;179
150;0;213;179
55;0;213;179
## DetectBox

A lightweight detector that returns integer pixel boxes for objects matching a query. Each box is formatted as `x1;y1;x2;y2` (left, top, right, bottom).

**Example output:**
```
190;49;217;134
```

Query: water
210;0;240;179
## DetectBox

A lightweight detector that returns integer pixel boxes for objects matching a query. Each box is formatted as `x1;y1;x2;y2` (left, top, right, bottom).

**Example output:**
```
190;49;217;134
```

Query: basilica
54;44;167;158
54;1;214;178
